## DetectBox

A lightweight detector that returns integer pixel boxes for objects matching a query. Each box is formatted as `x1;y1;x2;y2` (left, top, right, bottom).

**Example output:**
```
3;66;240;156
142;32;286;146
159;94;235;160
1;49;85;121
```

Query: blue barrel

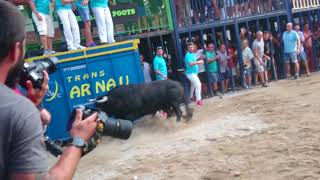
25;40;144;141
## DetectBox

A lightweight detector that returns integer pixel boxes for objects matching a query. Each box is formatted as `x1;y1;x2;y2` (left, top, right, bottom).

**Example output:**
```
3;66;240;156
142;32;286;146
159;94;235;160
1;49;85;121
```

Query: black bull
94;80;193;122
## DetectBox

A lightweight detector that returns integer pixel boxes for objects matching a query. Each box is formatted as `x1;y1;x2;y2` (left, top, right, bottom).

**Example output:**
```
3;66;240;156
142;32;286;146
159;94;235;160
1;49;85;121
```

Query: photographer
0;1;98;179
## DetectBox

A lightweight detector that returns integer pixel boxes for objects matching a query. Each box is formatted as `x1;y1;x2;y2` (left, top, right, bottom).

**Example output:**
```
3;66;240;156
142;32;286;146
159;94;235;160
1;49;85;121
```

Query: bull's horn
96;96;108;103
89;98;97;102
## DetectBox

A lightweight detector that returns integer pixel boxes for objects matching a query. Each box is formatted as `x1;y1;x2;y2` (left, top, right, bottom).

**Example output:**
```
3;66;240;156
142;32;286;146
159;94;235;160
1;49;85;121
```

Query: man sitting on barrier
0;2;98;179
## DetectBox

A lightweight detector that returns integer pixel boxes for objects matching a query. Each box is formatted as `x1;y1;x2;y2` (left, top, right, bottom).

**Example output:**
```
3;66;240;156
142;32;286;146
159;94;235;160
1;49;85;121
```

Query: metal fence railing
292;0;320;10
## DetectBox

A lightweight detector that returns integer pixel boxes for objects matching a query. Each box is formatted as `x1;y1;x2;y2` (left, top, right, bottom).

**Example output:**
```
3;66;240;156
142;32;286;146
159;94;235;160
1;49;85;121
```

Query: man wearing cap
153;46;168;80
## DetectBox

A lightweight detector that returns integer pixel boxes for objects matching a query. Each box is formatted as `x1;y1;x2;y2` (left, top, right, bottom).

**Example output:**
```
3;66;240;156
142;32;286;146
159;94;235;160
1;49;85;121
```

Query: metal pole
234;19;244;88
200;29;214;97
308;10;318;71
286;0;293;22
168;0;189;99
267;17;278;81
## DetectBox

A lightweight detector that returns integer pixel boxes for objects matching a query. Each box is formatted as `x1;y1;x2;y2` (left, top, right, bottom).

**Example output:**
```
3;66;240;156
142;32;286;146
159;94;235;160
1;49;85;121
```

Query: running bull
93;80;193;122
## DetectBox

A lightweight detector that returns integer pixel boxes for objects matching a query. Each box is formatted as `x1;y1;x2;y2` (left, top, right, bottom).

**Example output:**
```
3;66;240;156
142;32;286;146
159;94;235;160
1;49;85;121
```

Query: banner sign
109;3;139;24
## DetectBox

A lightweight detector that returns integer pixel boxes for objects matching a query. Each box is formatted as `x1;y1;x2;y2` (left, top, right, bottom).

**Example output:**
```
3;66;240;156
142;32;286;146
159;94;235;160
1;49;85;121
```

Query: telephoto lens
98;112;133;140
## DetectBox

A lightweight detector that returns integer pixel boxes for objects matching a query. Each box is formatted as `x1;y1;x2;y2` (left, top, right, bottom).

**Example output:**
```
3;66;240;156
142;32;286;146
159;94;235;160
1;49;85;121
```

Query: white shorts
254;59;265;73
32;12;54;38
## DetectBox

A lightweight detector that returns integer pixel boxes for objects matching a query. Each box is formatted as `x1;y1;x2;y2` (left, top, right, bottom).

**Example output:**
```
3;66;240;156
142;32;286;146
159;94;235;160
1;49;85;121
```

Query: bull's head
89;96;108;103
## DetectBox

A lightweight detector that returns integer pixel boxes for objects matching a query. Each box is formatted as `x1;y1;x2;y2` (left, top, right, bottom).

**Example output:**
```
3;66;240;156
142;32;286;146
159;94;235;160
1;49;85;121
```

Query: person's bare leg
247;75;252;87
294;62;300;76
84;21;93;46
258;72;265;84
225;79;229;92
285;62;291;77
264;70;269;82
47;37;53;51
303;60;311;75
40;35;48;50
255;72;258;85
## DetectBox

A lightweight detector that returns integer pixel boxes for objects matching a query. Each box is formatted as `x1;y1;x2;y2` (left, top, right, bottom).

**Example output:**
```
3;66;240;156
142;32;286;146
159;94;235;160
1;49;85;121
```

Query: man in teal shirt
28;0;55;55
283;22;301;79
206;43;219;94
184;42;204;106
153;46;168;80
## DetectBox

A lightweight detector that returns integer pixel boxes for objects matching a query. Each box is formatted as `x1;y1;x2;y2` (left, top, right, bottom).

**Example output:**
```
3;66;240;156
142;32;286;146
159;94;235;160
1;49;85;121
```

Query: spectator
314;26;320;68
226;0;235;18
133;0;147;31
252;31;268;87
55;0;85;50
303;23;314;70
283;23;300;79
140;54;152;82
242;39;254;89
149;0;165;29
91;0;115;44
294;24;311;77
75;0;96;47
239;0;249;16
228;41;237;88
0;2;98;179
263;31;274;82
194;44;208;95
28;0;55;55
190;0;206;23
206;42;220;95
153;46;168;80
218;0;226;19
217;44;231;93
185;42;204;106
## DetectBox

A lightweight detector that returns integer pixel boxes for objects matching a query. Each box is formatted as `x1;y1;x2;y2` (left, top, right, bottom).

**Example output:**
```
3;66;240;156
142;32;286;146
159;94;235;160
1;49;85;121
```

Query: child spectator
185;42;205;106
55;0;85;50
91;0;115;44
263;31;274;82
153;46;168;80
217;44;230;93
75;0;96;47
241;39;254;89
28;0;55;55
206;43;220;95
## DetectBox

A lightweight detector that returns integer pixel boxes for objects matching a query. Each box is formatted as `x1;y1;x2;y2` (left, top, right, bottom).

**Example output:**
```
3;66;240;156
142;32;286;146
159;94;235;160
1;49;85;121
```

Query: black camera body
19;57;59;89
69;106;133;140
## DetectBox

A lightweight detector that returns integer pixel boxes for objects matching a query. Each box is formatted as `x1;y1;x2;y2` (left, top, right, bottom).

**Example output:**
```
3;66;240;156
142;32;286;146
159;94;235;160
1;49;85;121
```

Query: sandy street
50;73;320;180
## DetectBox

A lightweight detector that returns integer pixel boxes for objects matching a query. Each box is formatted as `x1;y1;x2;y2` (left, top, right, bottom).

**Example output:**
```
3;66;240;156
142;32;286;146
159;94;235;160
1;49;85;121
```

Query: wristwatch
69;137;85;149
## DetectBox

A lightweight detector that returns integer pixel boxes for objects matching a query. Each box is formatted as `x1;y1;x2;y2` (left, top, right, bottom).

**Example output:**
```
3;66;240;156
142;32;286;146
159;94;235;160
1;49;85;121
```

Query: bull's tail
183;93;193;121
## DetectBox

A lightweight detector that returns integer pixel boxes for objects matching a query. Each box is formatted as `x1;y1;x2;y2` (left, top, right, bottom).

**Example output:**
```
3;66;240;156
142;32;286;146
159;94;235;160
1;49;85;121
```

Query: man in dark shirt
0;1;98;179
263;31;275;82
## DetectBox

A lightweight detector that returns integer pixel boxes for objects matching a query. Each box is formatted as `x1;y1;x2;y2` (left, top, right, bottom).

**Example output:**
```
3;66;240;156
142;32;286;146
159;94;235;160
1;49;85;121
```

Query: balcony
292;0;320;11
174;0;287;31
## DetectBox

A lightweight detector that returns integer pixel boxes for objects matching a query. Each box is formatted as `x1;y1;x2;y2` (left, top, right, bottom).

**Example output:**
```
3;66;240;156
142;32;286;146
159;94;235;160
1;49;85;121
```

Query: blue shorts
284;52;298;63
243;68;252;77
298;50;308;62
208;72;219;84
220;71;230;81
77;7;90;22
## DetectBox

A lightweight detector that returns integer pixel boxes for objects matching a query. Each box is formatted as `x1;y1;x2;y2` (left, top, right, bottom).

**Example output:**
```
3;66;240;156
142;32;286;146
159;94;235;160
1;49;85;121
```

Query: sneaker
262;83;268;87
76;45;86;49
197;100;203;107
43;49;50;55
49;50;56;54
294;74;300;80
68;46;77;51
88;42;97;47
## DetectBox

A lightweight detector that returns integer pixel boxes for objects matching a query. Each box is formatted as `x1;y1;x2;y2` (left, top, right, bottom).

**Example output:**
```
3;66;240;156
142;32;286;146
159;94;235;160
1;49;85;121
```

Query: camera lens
39;57;59;73
104;118;133;140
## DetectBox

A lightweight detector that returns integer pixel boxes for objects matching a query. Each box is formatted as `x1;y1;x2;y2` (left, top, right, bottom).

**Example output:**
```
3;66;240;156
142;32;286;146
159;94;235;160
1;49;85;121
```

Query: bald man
283;22;300;79
252;31;268;87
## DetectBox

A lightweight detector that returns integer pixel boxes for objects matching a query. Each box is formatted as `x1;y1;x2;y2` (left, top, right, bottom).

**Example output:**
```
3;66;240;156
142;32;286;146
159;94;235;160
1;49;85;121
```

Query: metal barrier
292;0;320;10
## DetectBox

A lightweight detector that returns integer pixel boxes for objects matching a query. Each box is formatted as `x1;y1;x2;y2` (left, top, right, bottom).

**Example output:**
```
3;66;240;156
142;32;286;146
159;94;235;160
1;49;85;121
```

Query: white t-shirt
195;49;205;73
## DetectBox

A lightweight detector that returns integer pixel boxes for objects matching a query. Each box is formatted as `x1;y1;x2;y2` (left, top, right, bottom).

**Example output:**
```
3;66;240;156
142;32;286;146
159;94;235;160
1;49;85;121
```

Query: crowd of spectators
141;21;320;107
175;0;286;27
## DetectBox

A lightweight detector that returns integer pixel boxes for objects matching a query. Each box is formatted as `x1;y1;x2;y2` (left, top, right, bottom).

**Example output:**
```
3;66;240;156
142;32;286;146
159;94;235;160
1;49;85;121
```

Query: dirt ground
50;73;320;180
